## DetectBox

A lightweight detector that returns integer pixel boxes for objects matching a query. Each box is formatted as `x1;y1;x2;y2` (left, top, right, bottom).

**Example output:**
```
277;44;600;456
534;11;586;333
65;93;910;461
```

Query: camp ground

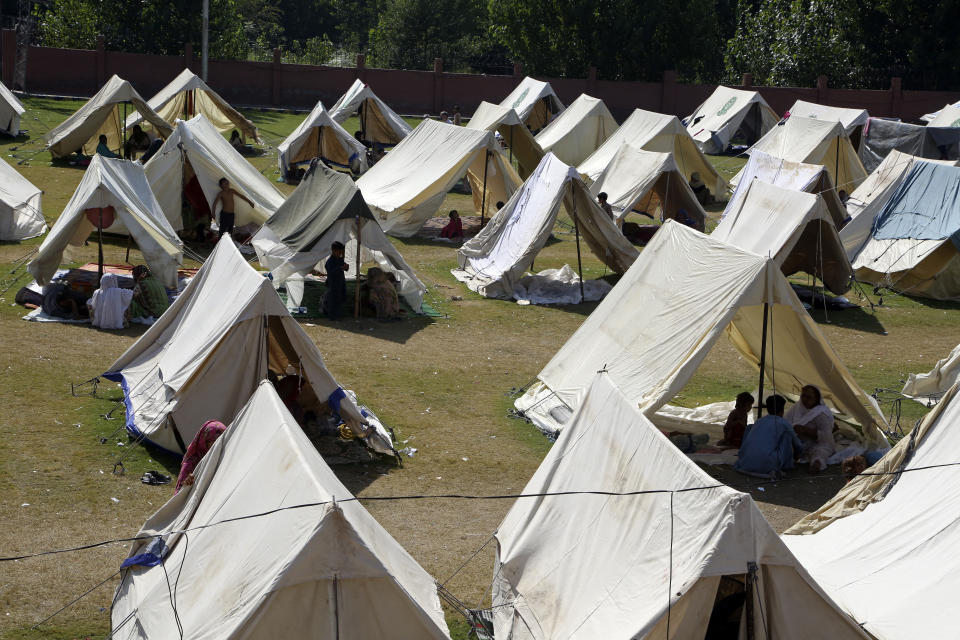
44;75;173;159
124;68;257;143
0;154;44;241
253;161;427;313
111;381;450;640
452;152;637;303
498;75;565;132
465;101;544;178
685;85;779;154
277;100;367;179
0;79;25;136
357;118;521;236
533;93;617;166
858;117;960;172
328;79;412;146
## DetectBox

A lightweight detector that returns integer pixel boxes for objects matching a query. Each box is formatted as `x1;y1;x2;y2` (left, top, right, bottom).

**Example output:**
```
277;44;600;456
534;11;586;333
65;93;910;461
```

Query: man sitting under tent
129;264;170;320
124;125;152;159
735;394;800;478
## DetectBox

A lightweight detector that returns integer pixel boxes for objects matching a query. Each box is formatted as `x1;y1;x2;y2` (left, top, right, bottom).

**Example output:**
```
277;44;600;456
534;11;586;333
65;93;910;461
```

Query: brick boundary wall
4;30;958;123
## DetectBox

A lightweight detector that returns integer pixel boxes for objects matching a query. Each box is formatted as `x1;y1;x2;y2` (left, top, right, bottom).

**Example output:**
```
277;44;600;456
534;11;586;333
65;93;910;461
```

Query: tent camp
734;116;868;192
498;76;564;132
277;101;367;178
111;381;450;640
712;179;852;294
533;94;617;166
328;79;412;146
124;68;258;141
578;107;727;200
858;117;960;172
357;119;521;237
466;101;544;179
253;162;426;311
494;372;872;640
902;342;960;404
685;85;779;154
514;221;887;439
0;80;24;136
0;155;45;241
846;161;960;300
785;380;960;640
45;75;173;159
28;156;182;288
586;146;706;227
452;153;638;300
145;114;284;232
925;103;960;128
103;237;367;454
786;99;869;140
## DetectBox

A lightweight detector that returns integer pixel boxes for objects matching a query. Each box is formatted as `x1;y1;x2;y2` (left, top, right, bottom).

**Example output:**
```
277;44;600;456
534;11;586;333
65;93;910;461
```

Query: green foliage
32;0;99;50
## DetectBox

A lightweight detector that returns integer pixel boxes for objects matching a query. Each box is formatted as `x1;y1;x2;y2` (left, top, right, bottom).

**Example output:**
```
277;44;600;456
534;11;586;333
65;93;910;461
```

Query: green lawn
0;97;958;639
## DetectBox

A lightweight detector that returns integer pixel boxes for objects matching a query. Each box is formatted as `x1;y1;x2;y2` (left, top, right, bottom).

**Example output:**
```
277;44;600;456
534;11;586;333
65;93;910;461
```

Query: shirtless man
212;177;254;240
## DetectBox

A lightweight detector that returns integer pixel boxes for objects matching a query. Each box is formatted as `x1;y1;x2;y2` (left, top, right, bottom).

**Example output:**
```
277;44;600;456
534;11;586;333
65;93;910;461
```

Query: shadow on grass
705;464;846;514
305;314;434;344
808;306;888;335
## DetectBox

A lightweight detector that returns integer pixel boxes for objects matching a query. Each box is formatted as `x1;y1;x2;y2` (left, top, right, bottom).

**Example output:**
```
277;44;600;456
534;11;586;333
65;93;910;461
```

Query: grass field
1;97;959;639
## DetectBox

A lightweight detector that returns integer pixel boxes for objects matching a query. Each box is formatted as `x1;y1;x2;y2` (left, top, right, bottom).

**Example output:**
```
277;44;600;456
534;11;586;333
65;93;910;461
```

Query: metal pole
332;574;340;640
756;302;769;421
125;234;131;264
509;126;513;164
97;208;104;283
354;217;362;319
572;182;585;303
201;0;209;81
745;562;757;640
479;149;490;227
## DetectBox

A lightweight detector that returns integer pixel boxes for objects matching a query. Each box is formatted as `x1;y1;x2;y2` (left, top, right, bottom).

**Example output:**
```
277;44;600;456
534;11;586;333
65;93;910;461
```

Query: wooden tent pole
572;181;585;303
479;149;490;227
97;207;104;284
354;216;362;319
756;302;769;420
509;126;513;164
125;233;132;263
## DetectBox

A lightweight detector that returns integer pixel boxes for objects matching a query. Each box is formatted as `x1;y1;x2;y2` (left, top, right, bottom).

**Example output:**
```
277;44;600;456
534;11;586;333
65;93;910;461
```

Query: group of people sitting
45;265;171;330
84;126;163;165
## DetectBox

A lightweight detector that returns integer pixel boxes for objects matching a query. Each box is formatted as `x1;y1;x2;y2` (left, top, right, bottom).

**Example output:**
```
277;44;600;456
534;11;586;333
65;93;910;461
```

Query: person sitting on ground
324;241;349;320
787;384;836;474
689;172;712;205
124;125;152;159
96;134;119;159
452;105;463;126
139;137;163;164
128;265;170;320
229;129;251;154
440;110;452;124
734;394;802;478
213;177;254;240
367;267;401;320
87;272;133;330
440;210;464;240
719;391;754;448
175;420;227;493
42;280;88;319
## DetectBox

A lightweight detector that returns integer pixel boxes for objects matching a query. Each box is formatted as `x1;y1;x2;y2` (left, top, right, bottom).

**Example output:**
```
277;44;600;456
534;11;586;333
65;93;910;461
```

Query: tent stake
756;302;769;420
479;149;490;228
354;216;362;319
572;182;585;303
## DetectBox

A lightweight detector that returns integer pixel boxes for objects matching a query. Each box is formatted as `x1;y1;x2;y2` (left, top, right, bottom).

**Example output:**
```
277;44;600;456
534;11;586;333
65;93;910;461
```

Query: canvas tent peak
926;103;960;128
329;79;412;146
0;79;25;136
901;341;960;404
466;101;544;179
685;85;779;154
28;155;182;288
145;114;284;232
785;380;960;639
494;372;872;640
587;145;706;229
514;220;887;439
579;107;727;201
253;161;427;310
0;154;45;241
277;101;367;178
357;118;521;237
111;381;451;640
858;117;960;173
533;93;617;166
498;76;564;132
452;152;638;300
103;236;368;454
712;178;853;294
125;68;258;142
786;99;869;137
45;74;173;159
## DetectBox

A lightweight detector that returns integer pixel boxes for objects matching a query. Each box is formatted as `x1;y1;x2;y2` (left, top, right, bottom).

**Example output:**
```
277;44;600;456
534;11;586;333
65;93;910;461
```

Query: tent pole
572;182;585;303
125;234;131;264
509;126;513;164
354;216;362;319
122;102;127;157
756;302;769;421
479;149;490;228
745;562;757;640
97;207;104;283
332;573;341;640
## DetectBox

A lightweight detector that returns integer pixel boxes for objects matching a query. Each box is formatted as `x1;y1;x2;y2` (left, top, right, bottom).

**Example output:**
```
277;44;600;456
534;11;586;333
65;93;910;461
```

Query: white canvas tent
787;99;869;137
145;115;284;231
452;152;638;300
253;162;426;311
734;116;868;193
277;101;367;177
902;342;960;404
587;146;706;228
712;179;852;294
329;79;412;146
466;101;544;178
0;155;44;240
533;93;617;166
28;156;182;288
926;104;960;128
111;381;450;640
579;108;726;200
45;75;173;158
685;85;779;154
498;76;564;132
494;372;872;640
103;237;367;454
515;221;887;439
125;68;258;141
0;80;25;136
357;119;521;237
785;381;960;639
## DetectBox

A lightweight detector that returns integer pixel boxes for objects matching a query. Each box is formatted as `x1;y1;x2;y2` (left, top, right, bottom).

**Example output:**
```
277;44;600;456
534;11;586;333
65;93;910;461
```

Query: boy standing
325;241;349;320
213;177;254;240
